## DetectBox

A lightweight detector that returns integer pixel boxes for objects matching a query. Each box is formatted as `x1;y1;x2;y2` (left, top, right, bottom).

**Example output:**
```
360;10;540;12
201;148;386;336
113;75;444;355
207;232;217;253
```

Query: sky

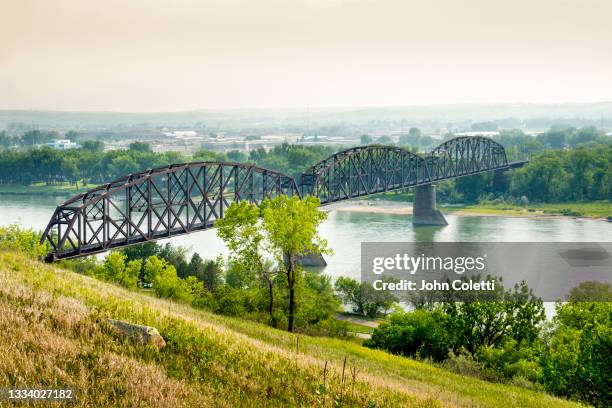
1;0;611;111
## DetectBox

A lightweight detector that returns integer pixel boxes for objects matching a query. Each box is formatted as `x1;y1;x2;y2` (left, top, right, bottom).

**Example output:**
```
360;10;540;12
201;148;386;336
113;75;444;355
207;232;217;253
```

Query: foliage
0;224;49;258
360;134;373;144
540;301;612;407
1;251;581;407
186;253;223;291
334;276;397;318
216;196;336;333
365;281;545;380
260;195;330;332
365;309;453;362
248;143;337;178
100;252;141;289
149;256;193;302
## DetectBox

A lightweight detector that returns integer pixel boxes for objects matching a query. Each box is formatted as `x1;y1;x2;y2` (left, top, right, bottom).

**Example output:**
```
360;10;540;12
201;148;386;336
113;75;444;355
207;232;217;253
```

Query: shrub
0;224;49;258
364;309;452;362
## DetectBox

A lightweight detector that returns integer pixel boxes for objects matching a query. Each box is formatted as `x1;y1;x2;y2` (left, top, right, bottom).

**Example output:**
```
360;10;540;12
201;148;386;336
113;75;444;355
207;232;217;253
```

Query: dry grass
0;251;585;407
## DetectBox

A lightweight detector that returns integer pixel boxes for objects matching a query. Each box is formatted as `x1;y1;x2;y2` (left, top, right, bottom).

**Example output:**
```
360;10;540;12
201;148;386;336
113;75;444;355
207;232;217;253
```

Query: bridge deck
40;138;528;261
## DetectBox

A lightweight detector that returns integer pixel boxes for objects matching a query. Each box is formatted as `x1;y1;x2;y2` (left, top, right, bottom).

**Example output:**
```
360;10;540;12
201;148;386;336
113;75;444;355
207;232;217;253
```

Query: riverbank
330;201;612;221
0;182;85;196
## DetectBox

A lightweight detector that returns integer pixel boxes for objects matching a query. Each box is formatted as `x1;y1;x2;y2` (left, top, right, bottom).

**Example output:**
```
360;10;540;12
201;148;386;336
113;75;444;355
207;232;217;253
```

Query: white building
47;139;79;150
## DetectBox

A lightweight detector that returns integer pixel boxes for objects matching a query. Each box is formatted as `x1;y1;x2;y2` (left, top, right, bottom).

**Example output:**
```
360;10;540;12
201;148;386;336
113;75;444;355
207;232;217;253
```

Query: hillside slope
0;251;583;407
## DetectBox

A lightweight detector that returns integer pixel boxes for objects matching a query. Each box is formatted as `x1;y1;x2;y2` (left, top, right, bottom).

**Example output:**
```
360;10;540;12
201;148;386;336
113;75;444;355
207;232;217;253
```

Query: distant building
47;139;79;150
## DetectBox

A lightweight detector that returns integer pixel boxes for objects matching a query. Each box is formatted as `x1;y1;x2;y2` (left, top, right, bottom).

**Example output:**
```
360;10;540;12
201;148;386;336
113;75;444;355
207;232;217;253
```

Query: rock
107;319;166;348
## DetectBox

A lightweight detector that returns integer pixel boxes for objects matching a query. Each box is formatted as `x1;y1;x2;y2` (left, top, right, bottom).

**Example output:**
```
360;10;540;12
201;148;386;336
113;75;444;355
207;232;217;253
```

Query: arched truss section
40;162;299;261
300;145;428;204
41;136;519;261
427;136;508;180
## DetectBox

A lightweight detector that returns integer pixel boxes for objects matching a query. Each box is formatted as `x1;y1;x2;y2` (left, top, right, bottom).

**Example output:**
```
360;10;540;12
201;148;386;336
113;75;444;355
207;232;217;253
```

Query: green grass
0;182;86;196
450;201;612;218
343;322;375;335
0;251;585;407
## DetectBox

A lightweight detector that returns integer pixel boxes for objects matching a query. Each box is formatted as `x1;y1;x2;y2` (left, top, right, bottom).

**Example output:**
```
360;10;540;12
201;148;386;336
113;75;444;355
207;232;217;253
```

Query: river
1;194;610;283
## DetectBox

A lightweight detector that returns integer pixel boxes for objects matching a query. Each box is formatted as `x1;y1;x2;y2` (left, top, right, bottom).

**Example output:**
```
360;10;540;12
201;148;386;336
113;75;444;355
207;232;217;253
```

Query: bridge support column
412;184;448;226
492;168;508;193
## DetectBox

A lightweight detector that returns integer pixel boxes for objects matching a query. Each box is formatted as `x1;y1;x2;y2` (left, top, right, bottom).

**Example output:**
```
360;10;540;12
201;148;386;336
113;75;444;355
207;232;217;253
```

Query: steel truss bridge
41;136;526;261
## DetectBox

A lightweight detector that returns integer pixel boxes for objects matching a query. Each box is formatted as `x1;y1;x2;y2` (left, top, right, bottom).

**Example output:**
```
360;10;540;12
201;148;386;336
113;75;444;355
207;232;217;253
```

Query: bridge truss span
40;136;525;261
427;136;508;180
41;162;299;261
299;145;428;203
300;137;512;204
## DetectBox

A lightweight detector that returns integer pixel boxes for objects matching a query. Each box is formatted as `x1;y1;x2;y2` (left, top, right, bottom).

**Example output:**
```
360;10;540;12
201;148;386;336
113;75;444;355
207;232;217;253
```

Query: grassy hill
0;251;584;407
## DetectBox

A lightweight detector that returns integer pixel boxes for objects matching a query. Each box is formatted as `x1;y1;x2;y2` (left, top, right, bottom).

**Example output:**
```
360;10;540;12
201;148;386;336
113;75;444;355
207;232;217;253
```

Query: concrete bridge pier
412;184;448;226
285;252;327;267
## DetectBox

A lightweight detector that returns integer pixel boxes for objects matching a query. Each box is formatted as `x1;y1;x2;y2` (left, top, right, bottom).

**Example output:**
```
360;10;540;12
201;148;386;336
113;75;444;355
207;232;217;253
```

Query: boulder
107;319;166;348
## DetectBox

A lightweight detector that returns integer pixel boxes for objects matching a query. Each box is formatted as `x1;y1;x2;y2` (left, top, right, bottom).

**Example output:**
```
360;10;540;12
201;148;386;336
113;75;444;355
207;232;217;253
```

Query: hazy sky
1;0;611;111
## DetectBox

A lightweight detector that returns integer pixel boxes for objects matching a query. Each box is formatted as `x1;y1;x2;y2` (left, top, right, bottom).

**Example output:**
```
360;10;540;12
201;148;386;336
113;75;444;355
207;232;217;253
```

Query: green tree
154;260;193;302
216;201;278;325
101;252;141;288
65;130;79;142
143;255;166;285
365;309;452;362
360;134;373;144
128;141;151;152
227;150;247;162
378;135;393;145
82;140;104;153
260;195;329;332
187;252;223;291
540;301;611;406
335;276;397;318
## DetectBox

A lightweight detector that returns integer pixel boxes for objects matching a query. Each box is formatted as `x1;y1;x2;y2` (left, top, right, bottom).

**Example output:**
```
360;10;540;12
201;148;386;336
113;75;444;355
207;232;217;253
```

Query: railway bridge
40;136;527;261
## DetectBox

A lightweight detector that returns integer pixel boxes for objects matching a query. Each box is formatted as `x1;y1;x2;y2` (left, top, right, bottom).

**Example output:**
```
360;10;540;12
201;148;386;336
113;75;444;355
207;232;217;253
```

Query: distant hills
1;102;612;129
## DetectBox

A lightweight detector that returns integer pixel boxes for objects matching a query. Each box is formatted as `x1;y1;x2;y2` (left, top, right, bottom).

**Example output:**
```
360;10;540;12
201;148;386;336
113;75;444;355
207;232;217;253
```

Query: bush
540;302;611;407
439;351;502;383
364;309;452;362
0;224;49;258
335;276;397;318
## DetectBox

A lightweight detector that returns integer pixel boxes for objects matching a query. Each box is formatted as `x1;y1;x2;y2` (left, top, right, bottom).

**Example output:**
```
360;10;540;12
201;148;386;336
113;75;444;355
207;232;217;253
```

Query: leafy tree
378;135;393;145
360;134;373;144
0;224;49;258
365;309;452;362
109;155;140;177
153;260;192;302
128;141;151;152
335;276;397;317
157;243;189;278
143;255;167;285
567;281;612;302
187;252;223;291
65;130;79;142
540;301;611;406
260;195;329;332
216;201;278;325
444;281;544;353
101;252;141;288
227;150;247;162
193;149;227;162
295;271;341;330
81;140;104;153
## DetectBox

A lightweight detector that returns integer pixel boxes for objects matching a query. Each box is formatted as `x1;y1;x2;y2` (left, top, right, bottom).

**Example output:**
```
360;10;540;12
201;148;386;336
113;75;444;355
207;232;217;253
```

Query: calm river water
1;194;610;282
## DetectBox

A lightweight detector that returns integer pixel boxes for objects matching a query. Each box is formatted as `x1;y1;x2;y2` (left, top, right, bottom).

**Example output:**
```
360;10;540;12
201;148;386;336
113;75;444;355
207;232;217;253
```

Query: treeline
436;142;612;203
1;126;610;205
0;141;336;186
364;281;611;407
0;129;79;148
